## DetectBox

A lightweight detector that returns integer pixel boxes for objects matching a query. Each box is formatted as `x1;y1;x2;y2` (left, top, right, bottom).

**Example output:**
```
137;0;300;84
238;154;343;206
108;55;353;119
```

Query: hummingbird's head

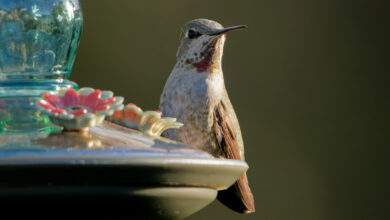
176;19;247;73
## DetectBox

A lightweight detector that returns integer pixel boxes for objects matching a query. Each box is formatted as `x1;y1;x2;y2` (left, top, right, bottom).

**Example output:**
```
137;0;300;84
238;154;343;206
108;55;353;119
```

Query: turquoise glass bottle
0;0;82;135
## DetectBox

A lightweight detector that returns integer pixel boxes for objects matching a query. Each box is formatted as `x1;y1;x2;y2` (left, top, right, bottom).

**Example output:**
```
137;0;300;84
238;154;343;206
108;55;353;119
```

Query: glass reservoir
0;0;82;134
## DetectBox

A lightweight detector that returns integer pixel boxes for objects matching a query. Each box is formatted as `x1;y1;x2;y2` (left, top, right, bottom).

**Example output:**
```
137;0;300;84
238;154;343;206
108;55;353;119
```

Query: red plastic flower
37;87;124;131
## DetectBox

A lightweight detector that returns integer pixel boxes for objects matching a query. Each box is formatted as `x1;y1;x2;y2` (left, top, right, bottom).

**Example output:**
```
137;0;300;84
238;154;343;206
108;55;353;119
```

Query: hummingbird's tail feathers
217;173;255;214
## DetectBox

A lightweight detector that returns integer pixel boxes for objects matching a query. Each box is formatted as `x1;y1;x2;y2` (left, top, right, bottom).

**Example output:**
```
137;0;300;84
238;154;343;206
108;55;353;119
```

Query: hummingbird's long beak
209;25;248;36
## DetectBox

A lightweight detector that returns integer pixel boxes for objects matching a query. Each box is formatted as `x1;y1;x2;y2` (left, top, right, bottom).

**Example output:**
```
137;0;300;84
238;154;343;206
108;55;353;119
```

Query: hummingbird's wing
213;99;255;214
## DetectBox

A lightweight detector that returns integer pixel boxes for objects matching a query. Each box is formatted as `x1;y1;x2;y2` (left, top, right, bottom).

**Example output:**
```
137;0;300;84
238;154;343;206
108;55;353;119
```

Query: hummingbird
159;19;255;214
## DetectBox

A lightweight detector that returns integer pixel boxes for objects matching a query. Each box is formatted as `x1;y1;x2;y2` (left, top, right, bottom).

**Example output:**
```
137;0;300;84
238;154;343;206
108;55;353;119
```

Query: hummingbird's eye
188;29;202;39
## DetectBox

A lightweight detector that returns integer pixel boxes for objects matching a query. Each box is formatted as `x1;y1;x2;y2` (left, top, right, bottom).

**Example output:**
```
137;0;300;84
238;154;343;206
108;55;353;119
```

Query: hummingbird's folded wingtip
217;173;255;214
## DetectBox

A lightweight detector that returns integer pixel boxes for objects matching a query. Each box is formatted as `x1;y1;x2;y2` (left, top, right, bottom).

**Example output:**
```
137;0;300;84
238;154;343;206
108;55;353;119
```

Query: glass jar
0;0;82;134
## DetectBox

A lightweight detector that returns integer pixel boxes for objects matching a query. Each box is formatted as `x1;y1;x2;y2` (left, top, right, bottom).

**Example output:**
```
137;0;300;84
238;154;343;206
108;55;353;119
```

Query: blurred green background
73;0;387;219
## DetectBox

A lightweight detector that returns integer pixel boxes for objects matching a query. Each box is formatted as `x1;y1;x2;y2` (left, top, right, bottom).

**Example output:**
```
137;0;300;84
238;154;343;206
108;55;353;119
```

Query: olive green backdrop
73;0;388;220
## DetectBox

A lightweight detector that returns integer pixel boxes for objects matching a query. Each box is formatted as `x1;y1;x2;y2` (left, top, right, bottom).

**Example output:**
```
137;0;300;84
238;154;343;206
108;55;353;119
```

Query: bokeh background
73;0;388;219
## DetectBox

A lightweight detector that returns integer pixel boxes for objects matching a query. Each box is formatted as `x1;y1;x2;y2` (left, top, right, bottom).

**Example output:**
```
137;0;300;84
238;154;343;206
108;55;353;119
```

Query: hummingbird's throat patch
188;56;212;72
185;38;220;73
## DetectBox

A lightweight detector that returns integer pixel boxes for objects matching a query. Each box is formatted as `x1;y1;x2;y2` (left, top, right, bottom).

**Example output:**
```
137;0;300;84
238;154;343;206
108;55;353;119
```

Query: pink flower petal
82;89;102;109
93;97;115;111
51;108;66;114
38;100;66;114
37;100;56;111
99;97;115;105
63;88;80;107
70;108;88;117
78;95;87;108
43;93;62;107
94;103;109;111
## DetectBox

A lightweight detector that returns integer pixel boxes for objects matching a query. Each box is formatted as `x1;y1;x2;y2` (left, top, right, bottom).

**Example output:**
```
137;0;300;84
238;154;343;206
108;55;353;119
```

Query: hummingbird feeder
0;0;248;219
